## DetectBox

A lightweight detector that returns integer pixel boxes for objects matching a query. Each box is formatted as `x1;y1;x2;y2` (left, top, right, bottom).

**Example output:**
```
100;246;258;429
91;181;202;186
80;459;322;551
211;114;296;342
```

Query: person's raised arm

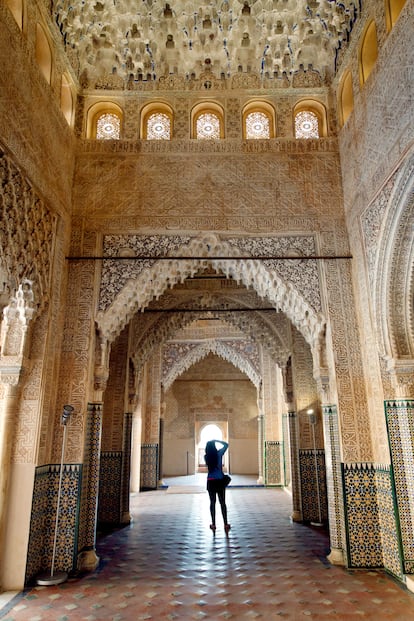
217;440;229;455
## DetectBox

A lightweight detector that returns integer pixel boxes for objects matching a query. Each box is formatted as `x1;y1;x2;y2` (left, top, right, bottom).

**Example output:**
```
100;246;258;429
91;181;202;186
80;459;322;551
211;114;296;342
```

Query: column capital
386;358;414;398
313;366;333;405
0;361;24;387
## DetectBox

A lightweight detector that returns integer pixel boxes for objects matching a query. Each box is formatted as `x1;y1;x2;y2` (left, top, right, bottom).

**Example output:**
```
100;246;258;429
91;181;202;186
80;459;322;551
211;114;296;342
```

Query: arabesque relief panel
73;139;343;232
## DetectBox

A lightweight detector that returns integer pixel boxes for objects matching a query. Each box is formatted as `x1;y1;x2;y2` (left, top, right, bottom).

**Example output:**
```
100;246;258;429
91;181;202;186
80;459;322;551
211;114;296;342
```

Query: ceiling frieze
52;0;359;88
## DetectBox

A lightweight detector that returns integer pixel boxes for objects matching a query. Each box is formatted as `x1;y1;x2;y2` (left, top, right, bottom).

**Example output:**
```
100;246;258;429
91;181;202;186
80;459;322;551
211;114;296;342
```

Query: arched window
294;111;319;139
293;100;327;139
191;103;224;139
359;20;378;86
242;101;276;140
385;0;406;31
196;112;221;139
60;74;74;126
96;113;121;140
86;102;123;139
147;113;171;140
6;0;24;29
245;112;271;139
35;22;52;84
141;103;173;140
338;70;354;127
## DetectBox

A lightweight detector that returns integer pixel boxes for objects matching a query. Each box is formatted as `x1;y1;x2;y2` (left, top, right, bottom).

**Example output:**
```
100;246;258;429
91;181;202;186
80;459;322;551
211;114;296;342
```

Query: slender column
257;413;265;485
130;412;142;493
158;397;166;487
313;365;346;565
0;373;22;576
120;412;133;524
288;411;302;522
77;403;102;572
323;404;346;565
158;417;165;487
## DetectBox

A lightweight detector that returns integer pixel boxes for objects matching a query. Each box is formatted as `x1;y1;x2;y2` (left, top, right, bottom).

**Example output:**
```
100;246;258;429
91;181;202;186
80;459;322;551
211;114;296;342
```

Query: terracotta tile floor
1;487;414;620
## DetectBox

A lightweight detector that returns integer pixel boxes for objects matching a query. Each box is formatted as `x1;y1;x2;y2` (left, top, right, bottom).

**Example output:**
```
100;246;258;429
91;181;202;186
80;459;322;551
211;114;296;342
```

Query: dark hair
205;440;218;470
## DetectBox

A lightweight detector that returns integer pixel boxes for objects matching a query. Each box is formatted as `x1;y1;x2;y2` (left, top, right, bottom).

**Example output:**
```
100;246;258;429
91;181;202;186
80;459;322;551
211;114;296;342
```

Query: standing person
204;439;231;533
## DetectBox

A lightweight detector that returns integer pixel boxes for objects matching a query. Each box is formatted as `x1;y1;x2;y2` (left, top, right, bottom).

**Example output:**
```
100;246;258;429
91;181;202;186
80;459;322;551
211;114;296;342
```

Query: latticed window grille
245;112;270;139
294;111;319;139
96;113;121;139
147;112;171;140
196;113;220;139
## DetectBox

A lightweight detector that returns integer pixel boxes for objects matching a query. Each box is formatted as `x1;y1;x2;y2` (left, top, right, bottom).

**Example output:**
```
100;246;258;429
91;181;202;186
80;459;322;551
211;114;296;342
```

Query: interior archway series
1;0;413;599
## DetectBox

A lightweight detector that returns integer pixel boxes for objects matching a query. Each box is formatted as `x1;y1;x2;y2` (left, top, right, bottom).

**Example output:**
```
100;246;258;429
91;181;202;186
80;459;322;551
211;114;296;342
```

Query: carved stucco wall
335;0;414;461
337;0;414;219
0;3;76;216
1;2;77;468
74;138;342;232
0;149;71;467
101;327;129;453
0;151;57;314
261;349;285;442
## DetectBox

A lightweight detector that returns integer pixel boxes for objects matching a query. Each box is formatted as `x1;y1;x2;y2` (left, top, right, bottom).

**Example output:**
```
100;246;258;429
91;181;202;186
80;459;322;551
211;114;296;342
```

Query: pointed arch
6;0;24;29
129;307;290;381
375;150;414;358
162;340;261;391
359;20;378;86
385;0;407;31
338;70;354;128
60;73;75;126
96;234;326;354
35;22;52;84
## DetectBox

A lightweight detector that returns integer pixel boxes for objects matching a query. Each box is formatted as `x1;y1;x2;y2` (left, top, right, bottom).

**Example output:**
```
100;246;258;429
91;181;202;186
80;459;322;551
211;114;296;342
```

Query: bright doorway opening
196;423;227;472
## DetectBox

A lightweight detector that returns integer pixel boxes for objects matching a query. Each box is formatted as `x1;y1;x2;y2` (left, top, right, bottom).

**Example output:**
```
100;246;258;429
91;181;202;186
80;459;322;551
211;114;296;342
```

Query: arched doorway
196;422;226;473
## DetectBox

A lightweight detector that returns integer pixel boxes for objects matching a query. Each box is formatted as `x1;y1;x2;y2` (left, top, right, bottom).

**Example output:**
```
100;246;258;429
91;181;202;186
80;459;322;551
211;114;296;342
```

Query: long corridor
1;485;414;620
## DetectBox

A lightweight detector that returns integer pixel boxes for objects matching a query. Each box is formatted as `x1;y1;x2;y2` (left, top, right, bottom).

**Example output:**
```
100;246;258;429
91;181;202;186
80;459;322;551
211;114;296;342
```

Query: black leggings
207;480;228;526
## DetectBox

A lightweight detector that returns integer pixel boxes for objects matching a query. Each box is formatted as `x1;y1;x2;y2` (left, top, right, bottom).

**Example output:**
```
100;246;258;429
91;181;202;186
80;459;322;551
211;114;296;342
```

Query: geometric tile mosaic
299;449;328;523
282;414;291;488
265;440;282;485
342;462;383;569
385;399;414;574
375;465;404;579
98;452;122;525
25;464;82;585
77;403;102;560
140;443;159;490
323;404;345;557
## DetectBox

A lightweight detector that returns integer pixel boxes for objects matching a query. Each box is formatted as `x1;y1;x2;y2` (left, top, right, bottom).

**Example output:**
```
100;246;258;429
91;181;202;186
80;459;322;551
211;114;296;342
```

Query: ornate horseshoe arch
162;339;261;392
129;302;291;377
96;233;326;355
